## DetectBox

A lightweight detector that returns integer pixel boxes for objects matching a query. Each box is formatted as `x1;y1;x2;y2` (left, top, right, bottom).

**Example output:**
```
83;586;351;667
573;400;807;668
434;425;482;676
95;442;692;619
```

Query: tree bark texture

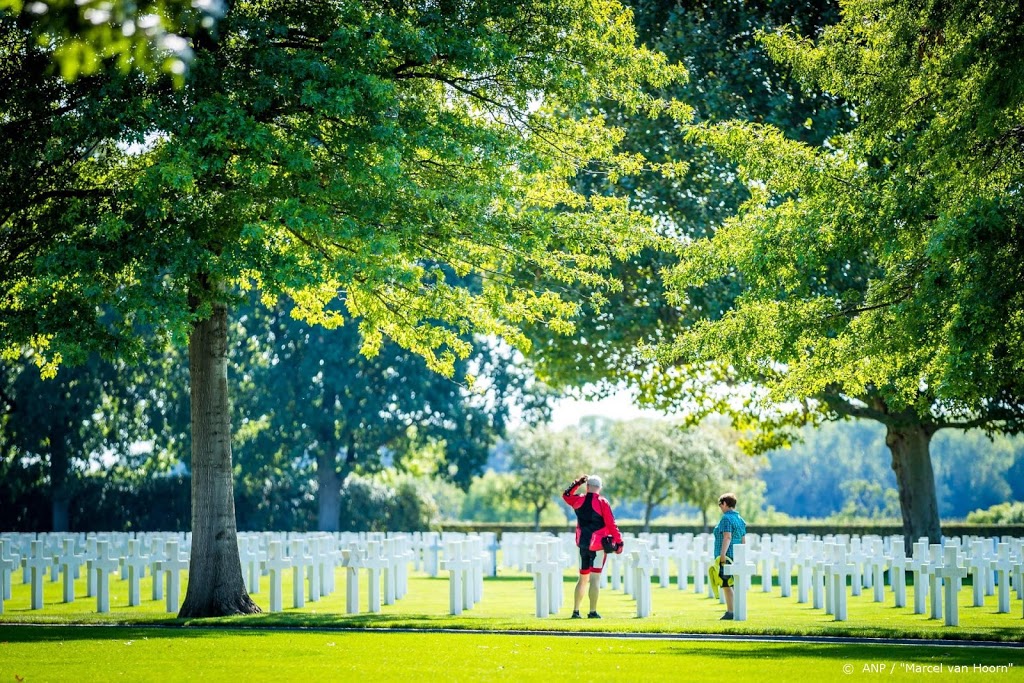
178;303;260;617
317;449;341;533
50;439;70;532
886;421;942;551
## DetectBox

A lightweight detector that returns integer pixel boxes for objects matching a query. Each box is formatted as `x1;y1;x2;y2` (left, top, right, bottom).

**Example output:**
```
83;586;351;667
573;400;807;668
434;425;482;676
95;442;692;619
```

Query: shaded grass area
1;567;1022;643
1;625;1022;683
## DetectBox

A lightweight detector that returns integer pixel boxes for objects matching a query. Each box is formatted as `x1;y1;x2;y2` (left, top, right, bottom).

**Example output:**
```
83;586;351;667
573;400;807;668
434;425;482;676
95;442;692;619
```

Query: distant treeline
760;421;1024;520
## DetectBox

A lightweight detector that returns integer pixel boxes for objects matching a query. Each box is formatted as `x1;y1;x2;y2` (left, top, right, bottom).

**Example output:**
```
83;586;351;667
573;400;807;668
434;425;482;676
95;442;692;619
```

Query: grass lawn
1;625;1022;682
1;566;1022;680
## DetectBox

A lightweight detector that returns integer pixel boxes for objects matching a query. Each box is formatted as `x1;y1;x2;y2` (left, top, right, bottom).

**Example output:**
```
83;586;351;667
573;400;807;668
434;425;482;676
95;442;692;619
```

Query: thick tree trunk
534;505;542;531
50;440;70;532
317;449;341;533
643;502;653;533
886;421;941;552
179;303;260;617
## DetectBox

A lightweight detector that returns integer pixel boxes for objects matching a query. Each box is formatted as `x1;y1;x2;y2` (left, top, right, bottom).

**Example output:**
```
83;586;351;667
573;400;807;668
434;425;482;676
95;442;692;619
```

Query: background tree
229;293;540;531
606;419;694;530
523;0;851;394
0;353;163;530
2;1;685;616
662;0;1024;545
507;426;594;530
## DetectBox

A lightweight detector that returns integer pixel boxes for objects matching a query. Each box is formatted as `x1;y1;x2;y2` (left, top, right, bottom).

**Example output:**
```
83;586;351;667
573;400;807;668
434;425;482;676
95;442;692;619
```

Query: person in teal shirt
713;492;747;620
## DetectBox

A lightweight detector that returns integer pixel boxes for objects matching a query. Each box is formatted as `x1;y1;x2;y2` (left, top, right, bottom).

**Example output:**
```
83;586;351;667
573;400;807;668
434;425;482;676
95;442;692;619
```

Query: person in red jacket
562;473;623;619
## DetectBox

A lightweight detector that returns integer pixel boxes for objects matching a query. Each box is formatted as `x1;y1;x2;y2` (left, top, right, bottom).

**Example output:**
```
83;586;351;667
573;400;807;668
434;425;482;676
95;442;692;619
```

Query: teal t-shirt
713;510;747;559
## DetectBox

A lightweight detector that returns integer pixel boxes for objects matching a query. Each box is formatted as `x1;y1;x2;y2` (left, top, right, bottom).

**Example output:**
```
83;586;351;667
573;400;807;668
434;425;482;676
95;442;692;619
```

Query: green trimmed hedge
438;521;1024;538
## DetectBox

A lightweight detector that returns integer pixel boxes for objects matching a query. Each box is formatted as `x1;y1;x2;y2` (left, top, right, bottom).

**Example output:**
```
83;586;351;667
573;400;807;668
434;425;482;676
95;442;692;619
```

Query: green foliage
662;0;1024;428
603;418;753;528
3;0;686;378
337;472;439;532
506;425;598;528
524;0;851;396
460;470;558;524
966;501;1024;525
0;0;223;80
761;421;1024;519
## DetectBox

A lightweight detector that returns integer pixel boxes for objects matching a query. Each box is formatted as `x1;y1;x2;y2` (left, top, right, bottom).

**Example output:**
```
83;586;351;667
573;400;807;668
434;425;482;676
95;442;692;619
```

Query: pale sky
547;388;668;430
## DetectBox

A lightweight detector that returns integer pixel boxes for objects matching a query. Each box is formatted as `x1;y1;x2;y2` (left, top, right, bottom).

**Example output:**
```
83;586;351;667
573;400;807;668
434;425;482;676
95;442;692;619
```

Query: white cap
587;475;602;490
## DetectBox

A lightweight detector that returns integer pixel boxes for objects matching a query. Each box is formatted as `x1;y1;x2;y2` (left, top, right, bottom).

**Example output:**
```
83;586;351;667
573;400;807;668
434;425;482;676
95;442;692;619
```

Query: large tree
524;0;851;392
1;1;685;616
663;0;1024;545
230;294;545;532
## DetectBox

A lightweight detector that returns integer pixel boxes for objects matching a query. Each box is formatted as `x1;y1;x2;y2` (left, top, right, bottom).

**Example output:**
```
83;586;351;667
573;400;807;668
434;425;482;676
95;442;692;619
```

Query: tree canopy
656;0;1024;543
1;0;688;616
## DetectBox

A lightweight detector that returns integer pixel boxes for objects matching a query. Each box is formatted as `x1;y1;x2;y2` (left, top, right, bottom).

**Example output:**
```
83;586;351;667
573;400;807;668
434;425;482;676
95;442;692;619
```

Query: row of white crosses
255;533;417;614
603;531;1023;625
440;537;487;615
0;533;190;615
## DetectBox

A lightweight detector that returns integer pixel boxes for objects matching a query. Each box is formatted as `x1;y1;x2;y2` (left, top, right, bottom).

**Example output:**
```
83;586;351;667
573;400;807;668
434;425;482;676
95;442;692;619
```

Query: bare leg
574;574;587;612
588;573;601;612
723;586;734;613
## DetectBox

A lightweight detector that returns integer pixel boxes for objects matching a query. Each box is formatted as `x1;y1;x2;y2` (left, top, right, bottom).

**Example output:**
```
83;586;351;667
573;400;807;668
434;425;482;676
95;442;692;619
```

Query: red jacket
563;484;623;552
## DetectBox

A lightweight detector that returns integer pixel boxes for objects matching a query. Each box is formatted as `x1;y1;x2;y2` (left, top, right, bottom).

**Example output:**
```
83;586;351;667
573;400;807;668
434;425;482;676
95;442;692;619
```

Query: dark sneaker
587;611;602;619
570;611;582;619
720;612;734;620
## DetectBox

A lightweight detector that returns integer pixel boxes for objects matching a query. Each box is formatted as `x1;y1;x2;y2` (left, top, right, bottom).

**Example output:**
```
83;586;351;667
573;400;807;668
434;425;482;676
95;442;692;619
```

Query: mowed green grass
1;566;1022;681
1;626;1022;683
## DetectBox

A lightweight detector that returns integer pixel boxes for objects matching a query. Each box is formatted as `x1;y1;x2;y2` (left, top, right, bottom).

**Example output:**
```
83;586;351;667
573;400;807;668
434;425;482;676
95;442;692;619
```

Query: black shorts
579;547;607;575
719;558;734;587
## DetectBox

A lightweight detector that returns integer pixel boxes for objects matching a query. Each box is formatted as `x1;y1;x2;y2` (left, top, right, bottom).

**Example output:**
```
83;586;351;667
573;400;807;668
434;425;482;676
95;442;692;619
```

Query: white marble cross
723;544;756;622
908;539;930;615
795;538;814;604
631;541;656;618
440;540;474;616
773;536;793;598
966;540;992;608
122;539;149;607
287;539;312;609
362;540;390;614
925;543;944;621
887;543;908;608
811;541;827;610
262;540;291;613
526;541;561;618
864;537;887;603
992;543;1014;614
155;540;189;614
24;540;50;611
424;533;443;578
847;538;865;597
340;543;363;615
149;537;167;601
828;544;855;622
758;536;774;594
936;544;967;627
58;539;85;604
0;540;17;613
671;534;692;591
238;536;261;595
92;540;121;614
